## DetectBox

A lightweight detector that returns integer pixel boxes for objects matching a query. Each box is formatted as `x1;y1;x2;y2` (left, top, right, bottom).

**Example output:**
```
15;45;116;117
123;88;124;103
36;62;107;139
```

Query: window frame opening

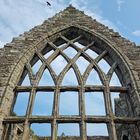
3;27;139;140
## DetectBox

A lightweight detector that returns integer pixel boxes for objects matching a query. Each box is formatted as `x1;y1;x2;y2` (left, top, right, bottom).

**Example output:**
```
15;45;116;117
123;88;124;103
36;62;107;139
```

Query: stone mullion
81;41;96;61
81;42;100;83
109;121;117;140
83;60;105;86
72;62;85;139
60;35;70;42
95;50;108;63
83;63;95;85
2;124;10;140
70;42;81;51
52;87;60;140
25;64;34;85
72;35;82;42
48;42;58;50
60;42;70;51
61;40;86;139
46;47;60;64
106;62;119;140
52;119;57;140
107;62;117;82
93;55;117;140
49;38;70;51
34;63;46;85
57;47;83;85
104;81;117;140
61;35;82;45
15;85;128;92
22;88;36;140
79;86;87;140
4;116;140;124
36;51;57;84
70;51;85;139
86;41;95;48
22;119;30;140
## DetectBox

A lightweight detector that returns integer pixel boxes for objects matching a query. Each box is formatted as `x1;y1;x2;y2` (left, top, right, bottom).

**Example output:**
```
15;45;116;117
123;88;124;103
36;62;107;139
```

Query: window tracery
3;27;139;140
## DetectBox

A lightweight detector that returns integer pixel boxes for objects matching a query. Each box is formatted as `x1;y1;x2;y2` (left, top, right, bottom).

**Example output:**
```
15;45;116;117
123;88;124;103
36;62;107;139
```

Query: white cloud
132;30;140;37
0;0;66;47
69;0;118;31
0;0;118;49
117;0;125;11
0;40;5;48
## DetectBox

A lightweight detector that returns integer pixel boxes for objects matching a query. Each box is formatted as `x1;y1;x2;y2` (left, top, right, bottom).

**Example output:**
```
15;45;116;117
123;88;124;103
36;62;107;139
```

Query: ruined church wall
0;6;140;139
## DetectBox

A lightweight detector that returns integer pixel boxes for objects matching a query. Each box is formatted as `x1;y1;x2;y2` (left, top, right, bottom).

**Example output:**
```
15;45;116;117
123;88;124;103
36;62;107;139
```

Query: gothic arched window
3;27;140;140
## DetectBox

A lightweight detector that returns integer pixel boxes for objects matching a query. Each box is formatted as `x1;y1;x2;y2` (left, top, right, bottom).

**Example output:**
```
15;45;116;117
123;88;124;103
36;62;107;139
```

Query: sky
0;0;140;48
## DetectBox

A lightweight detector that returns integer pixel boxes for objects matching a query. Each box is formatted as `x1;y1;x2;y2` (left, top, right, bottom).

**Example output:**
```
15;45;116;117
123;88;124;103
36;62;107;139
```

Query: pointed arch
21;74;31;86
18;67;31;86
50;54;68;76
76;56;90;75
38;68;55;86
63;46;77;59
86;68;102;85
98;58;111;74
85;48;99;59
110;72;122;86
1;24;140;140
61;68;78;86
30;54;43;75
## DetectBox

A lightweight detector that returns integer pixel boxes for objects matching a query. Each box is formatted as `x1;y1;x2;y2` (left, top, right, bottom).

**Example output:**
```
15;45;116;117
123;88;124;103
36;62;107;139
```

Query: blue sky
0;0;140;48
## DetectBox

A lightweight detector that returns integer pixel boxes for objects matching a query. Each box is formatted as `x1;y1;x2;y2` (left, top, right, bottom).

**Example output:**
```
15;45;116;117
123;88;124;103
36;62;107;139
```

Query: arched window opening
61;68;78;85
43;50;54;59
30;54;43;75
50;55;67;75
18;67;31;86
38;68;55;86
86;69;102;85
110;72;122;86
63;46;77;59
98;58;111;74
21;73;31;86
85;49;99;59
76;56;90;75
53;37;67;48
74;41;85;49
4;27;139;140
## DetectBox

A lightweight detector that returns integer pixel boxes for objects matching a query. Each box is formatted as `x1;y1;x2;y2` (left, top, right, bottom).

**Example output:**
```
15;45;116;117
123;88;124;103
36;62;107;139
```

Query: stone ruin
0;5;140;140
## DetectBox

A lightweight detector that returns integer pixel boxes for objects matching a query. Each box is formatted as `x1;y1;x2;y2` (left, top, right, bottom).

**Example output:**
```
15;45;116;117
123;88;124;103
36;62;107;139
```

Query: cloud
0;40;5;48
132;30;140;37
69;0;118;31
0;0;118;49
117;0;125;11
0;0;66;47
